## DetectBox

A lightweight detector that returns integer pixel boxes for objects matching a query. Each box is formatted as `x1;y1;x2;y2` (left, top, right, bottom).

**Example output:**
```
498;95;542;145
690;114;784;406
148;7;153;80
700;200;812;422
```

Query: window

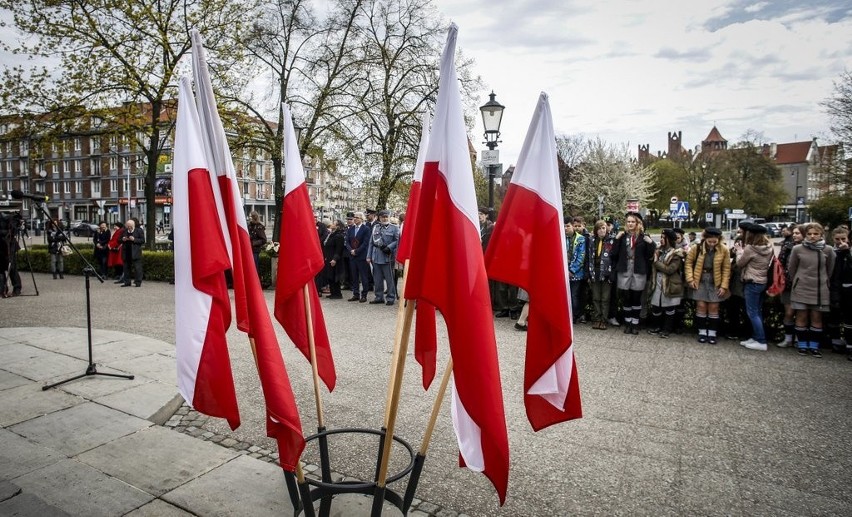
110;135;117;150
75;180;82;194
74;160;82;173
5;180;11;191
110;179;118;192
109;156;117;171
1;161;5;173
136;178;143;191
20;140;28;155
65;160;73;174
92;180;101;195
123;179;129;192
91;158;100;175
52;182;58;194
122;156;129;171
74;138;81;151
51;141;57;154
64;182;70;194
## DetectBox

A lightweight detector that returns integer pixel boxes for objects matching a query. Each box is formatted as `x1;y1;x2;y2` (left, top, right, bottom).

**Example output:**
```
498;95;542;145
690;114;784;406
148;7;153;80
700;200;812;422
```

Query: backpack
766;255;786;297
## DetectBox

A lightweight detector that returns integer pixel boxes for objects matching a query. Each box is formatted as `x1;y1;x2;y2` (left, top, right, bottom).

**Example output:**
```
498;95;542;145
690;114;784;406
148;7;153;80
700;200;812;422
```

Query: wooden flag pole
419;359;453;455
382;260;410;427
372;297;416;503
302;284;325;429
400;359;453;514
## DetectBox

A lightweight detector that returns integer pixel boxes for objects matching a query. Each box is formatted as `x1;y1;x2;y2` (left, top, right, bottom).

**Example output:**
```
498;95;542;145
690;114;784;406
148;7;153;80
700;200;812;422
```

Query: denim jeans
569;279;583;322
744;282;767;344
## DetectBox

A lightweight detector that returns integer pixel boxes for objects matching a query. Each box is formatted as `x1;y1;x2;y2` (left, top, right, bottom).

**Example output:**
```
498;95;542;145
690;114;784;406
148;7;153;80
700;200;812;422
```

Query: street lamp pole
792;168;802;223
479;91;505;211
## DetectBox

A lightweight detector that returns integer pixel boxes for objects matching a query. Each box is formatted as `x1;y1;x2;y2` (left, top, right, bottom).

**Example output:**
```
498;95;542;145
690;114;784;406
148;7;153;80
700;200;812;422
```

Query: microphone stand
35;200;134;390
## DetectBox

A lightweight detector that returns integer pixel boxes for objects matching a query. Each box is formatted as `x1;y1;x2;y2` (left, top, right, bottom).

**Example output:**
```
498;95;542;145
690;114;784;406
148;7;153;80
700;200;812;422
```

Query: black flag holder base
288;427;421;517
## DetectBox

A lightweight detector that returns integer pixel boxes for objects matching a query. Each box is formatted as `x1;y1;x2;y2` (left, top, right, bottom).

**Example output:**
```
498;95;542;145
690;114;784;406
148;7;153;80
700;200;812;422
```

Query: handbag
60;244;72;257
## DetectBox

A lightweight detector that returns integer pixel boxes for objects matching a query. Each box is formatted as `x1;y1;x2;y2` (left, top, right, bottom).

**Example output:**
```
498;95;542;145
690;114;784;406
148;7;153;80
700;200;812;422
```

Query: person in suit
120;218;145;287
321;220;346;299
366;210;401;305
345;211;371;302
92;221;110;278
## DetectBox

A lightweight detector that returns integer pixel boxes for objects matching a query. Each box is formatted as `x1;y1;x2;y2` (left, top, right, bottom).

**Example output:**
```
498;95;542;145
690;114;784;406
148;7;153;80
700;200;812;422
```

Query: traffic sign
481;150;499;165
97;209;104;216
710;192;719;205
669;201;689;221
705;212;713;222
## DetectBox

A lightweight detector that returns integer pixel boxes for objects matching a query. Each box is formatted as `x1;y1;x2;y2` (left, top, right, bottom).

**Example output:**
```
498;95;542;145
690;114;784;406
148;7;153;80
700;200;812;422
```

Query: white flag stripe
282;104;306;196
413;111;431;182
450;380;484;471
426;24;479;234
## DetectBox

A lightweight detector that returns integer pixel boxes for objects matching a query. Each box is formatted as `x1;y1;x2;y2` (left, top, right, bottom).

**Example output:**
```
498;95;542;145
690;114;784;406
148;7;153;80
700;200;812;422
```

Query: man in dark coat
120;218;145;287
345;211;372;302
92;221;110;278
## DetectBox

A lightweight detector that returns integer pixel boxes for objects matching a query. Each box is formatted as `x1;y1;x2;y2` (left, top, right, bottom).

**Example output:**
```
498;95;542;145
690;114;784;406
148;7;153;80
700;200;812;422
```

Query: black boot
59;273;64;279
53;272;57;279
659;314;674;338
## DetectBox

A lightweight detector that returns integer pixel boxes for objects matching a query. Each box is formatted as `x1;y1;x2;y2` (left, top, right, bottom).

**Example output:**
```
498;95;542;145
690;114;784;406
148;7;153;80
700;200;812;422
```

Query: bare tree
0;0;251;248
822;69;852;147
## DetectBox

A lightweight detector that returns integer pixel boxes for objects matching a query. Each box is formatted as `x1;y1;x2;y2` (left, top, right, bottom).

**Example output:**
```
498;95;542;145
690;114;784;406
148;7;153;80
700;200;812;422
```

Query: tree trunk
145;100;161;250
271;155;283;242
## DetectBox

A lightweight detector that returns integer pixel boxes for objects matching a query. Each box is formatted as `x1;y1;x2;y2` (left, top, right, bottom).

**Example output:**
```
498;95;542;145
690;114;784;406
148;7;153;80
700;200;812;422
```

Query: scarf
803;239;826;251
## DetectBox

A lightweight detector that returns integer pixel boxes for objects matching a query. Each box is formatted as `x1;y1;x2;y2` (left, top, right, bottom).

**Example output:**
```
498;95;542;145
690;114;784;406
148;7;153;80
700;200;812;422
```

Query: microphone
10;190;49;203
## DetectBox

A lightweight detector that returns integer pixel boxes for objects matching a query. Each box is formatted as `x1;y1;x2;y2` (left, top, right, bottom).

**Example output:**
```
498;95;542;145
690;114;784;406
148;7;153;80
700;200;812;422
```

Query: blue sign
668;201;690;221
848;206;852;220
710;192;719;205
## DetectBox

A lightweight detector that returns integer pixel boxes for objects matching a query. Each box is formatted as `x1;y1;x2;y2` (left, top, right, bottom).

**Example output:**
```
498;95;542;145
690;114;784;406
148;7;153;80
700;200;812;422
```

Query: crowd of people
314;207;851;361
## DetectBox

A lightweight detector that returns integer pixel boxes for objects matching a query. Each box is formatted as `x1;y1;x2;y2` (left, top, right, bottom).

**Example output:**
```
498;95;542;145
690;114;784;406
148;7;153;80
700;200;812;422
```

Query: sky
432;0;852;166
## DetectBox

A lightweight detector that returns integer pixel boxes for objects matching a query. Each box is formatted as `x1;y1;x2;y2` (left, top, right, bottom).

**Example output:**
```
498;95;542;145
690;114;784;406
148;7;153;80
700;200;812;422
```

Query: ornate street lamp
479;91;505;210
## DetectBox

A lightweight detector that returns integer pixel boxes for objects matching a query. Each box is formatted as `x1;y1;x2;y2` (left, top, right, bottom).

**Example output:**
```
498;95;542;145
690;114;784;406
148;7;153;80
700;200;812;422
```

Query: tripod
15;225;38;296
36;202;134;390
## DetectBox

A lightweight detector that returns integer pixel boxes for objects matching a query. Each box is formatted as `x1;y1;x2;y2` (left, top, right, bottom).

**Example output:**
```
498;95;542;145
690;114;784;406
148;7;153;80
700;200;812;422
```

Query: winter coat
736;244;774;285
367;222;400;265
249;222;267;253
322;229;346;284
566;232;586;281
830;246;852;306
685;241;731;290
108;228;124;267
788;241;835;306
610;231;655;278
778;237;797;292
653;246;686;298
587;234;615;282
47;229;67;255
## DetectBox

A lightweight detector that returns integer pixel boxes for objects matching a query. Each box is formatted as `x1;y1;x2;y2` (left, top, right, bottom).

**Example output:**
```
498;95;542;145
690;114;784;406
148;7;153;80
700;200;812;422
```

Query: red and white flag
404;24;509;504
174;77;240;431
484;93;582;431
191;31;305;471
397;112;438;390
274;104;336;392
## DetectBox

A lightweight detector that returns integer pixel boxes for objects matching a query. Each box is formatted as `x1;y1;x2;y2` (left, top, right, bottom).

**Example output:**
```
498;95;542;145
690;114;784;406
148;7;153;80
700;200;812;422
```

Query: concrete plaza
0;272;850;516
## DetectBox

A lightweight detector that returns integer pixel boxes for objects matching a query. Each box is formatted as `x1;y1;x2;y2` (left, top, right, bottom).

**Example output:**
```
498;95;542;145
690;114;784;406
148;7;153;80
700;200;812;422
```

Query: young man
565;217;587;324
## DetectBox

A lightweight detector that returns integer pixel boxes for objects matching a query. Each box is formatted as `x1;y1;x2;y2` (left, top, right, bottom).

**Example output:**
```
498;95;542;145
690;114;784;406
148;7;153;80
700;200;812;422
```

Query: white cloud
434;0;852;164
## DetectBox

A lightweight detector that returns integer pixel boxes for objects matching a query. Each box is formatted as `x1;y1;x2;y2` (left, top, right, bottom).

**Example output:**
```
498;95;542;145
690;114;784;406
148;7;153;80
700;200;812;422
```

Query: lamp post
479;91;505;210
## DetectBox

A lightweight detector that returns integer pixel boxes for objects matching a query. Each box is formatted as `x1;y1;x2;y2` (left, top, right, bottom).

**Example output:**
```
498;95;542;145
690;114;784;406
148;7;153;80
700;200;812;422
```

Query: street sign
711;192;719;205
481;150;499;165
732;208;744;214
705;212;713;222
669;201;689;221
626;199;640;212
97;209;104;216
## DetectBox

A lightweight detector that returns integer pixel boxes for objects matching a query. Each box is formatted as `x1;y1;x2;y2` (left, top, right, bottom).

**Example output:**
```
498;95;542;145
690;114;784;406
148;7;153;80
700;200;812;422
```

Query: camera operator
0;211;24;297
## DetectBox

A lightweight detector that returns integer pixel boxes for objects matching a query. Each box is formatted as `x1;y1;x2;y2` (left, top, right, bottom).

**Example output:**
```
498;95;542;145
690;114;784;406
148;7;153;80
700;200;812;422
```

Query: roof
703;126;727;143
774;141;812;164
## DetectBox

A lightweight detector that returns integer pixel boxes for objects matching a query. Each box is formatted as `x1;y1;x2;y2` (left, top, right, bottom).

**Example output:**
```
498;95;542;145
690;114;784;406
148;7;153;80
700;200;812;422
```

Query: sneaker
514;323;527;331
797;347;809;356
744;340;768;351
608;317;620;327
811;349;823;358
708;336;717;345
775;339;792;348
739;338;756;347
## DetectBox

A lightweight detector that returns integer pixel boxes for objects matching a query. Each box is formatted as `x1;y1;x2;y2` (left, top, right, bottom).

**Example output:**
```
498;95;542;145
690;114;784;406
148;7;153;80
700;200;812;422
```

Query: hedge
17;246;276;287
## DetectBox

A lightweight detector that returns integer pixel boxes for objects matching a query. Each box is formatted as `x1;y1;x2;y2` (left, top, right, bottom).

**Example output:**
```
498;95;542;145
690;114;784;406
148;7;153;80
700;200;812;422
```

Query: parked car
762;222;795;237
70;220;98;237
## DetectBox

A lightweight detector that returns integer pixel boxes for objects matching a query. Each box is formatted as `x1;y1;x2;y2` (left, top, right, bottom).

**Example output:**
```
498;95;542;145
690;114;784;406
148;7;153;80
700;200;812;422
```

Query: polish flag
273;104;336;392
173;77;240;431
404;25;509;504
396;112;438;390
484;93;582;431
191;31;305;471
